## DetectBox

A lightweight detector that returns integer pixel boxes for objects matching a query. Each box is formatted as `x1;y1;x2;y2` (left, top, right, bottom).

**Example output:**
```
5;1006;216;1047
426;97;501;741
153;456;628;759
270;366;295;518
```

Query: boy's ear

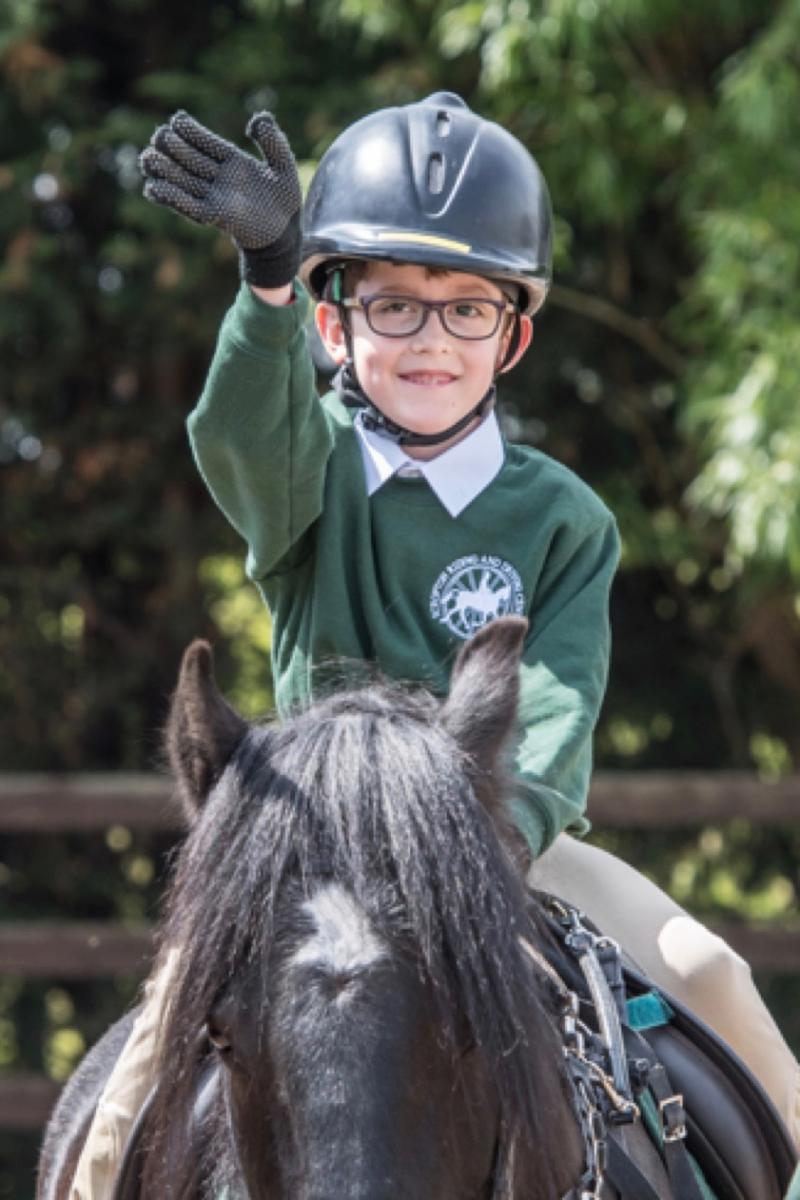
315;301;348;365
497;315;533;375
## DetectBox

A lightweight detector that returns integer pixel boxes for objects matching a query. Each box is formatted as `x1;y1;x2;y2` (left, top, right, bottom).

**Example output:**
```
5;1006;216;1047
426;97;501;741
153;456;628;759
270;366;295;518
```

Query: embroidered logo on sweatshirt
430;554;524;639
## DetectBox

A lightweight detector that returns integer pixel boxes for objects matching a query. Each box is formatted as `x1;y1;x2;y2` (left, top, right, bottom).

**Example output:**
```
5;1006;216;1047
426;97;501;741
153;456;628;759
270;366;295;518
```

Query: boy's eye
449;301;488;320
372;297;418;315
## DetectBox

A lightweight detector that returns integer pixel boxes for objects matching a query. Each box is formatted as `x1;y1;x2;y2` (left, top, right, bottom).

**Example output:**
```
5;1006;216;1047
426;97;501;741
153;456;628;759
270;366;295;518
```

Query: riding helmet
300;92;553;315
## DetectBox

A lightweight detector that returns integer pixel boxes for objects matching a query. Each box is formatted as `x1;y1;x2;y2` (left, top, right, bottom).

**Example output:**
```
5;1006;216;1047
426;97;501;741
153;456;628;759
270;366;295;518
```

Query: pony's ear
440;615;527;827
441;616;528;770
165;640;248;824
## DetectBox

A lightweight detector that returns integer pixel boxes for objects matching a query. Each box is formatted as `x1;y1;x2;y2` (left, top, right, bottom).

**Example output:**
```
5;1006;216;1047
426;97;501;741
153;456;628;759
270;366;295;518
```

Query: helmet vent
427;151;446;195
436;111;452;137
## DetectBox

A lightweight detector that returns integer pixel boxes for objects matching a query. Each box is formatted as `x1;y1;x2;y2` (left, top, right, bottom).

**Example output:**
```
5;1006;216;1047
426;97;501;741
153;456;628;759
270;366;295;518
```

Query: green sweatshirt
188;283;620;857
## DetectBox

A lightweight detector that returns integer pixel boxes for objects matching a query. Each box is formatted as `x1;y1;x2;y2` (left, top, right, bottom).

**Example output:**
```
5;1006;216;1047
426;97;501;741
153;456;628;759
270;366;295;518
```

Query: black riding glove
139;109;302;288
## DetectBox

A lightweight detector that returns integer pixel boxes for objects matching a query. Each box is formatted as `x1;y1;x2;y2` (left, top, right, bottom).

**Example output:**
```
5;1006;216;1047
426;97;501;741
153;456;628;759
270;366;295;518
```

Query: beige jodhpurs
68;949;178;1200
70;839;800;1197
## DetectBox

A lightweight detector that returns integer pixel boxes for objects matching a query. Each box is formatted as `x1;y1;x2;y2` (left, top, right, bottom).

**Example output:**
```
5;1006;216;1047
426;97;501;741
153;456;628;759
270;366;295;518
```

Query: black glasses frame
340;293;517;340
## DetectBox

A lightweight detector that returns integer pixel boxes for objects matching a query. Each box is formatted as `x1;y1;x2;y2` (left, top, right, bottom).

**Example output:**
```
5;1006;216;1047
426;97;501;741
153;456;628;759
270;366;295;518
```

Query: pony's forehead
291;881;388;976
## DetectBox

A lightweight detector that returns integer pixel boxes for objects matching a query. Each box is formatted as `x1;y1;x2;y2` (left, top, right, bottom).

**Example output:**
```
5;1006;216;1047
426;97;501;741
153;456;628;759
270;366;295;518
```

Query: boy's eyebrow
447;278;498;296
362;280;501;299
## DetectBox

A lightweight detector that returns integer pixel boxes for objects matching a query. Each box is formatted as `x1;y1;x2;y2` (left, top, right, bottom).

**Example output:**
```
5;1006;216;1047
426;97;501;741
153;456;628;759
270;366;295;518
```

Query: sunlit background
2;1;799;1194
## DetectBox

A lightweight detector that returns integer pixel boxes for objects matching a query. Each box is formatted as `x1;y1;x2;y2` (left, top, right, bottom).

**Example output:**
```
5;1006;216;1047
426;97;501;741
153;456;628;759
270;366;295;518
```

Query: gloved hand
139;110;302;288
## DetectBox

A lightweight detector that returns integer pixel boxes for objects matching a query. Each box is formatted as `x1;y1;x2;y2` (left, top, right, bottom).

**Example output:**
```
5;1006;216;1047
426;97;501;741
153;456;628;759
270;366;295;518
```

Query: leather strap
605;1135;665;1200
624;1027;707;1200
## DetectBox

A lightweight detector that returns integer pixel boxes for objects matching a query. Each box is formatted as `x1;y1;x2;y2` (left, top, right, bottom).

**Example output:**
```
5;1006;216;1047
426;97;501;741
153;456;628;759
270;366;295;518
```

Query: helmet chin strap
333;361;497;448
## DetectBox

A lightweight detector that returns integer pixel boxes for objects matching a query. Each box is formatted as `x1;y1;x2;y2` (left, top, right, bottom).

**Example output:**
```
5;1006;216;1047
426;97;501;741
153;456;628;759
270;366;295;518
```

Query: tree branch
549;283;686;376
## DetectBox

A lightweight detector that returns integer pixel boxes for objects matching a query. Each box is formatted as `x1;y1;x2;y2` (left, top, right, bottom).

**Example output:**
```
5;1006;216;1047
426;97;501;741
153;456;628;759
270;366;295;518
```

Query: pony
37;616;587;1198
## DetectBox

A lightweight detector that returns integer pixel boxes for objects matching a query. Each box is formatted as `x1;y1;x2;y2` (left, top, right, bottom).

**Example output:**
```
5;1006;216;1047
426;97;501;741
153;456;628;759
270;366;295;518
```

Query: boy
71;92;798;1197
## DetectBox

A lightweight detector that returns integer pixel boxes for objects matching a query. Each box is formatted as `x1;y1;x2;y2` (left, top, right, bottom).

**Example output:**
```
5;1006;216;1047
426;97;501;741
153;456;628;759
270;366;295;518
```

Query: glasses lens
367;297;425;336
442;300;500;339
363;296;503;339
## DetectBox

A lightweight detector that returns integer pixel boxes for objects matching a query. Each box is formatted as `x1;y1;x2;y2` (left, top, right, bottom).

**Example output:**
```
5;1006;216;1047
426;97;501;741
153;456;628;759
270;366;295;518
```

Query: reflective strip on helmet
375;231;471;254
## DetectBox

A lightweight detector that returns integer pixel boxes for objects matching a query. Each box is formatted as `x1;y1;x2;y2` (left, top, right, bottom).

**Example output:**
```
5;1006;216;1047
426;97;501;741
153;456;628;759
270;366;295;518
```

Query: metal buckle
659;1093;687;1142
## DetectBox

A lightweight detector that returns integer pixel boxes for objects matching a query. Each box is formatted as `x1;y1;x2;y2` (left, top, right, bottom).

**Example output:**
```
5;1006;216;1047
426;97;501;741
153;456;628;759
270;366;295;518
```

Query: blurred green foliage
1;0;799;1194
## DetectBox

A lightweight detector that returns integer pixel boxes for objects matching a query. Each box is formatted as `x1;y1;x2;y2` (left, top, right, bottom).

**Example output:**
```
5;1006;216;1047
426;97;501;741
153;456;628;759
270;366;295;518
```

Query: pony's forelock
143;681;569;1196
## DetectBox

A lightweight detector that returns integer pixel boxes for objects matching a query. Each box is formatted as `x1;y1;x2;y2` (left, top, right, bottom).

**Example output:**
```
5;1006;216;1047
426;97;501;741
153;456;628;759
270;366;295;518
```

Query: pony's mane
145;679;567;1193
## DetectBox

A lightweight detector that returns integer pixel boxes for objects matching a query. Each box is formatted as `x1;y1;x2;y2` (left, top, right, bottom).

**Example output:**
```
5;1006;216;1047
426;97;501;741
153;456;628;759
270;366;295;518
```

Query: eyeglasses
341;293;517;340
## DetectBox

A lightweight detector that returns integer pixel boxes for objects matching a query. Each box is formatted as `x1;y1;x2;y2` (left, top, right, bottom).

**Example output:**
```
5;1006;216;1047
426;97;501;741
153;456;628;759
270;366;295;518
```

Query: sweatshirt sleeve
187;282;333;581
509;512;620;858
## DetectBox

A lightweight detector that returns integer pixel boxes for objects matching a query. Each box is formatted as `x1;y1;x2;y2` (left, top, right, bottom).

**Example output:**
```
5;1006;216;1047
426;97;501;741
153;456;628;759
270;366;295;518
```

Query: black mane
145;678;568;1194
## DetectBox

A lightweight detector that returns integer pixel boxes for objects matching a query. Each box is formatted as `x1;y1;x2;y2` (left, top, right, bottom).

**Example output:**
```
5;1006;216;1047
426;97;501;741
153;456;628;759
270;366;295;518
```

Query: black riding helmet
301;92;553;446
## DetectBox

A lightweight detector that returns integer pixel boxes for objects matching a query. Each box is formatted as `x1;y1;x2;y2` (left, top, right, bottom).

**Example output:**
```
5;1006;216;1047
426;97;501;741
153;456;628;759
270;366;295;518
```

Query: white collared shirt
353;409;505;518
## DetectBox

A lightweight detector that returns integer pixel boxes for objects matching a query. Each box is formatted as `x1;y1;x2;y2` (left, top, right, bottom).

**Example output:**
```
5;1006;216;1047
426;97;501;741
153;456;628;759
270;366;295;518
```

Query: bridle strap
488;1131;517;1200
518;935;572;997
525;898;708;1200
560;1137;665;1200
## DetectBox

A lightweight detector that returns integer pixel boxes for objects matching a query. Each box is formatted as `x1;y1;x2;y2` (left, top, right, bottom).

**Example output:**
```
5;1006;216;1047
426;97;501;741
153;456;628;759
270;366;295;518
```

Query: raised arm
139;110;332;578
187;282;332;579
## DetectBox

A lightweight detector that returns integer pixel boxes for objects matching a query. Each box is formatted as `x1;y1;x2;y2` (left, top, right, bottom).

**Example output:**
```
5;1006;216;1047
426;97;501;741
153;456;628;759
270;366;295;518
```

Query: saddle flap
625;964;797;1200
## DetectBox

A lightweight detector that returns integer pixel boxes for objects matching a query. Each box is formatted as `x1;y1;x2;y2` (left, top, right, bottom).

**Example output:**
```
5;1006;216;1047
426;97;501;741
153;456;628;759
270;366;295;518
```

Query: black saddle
626;963;794;1200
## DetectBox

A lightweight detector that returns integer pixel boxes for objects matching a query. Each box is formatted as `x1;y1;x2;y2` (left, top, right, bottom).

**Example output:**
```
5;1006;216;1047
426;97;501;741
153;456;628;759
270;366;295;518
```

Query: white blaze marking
292;882;387;975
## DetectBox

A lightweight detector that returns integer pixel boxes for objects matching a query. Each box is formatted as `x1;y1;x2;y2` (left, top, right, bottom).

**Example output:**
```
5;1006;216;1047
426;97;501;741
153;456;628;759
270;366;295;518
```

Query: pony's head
143;617;581;1199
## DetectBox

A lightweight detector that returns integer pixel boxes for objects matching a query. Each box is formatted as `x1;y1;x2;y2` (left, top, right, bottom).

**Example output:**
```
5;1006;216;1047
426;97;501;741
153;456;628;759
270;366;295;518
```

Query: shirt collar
353;409;505;518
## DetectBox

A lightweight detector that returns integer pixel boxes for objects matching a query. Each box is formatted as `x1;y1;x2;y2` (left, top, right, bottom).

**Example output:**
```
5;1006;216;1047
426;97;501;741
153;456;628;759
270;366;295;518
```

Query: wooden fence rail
1;770;798;1131
2;917;798;979
0;922;154;978
1;769;799;831
0;1074;60;1131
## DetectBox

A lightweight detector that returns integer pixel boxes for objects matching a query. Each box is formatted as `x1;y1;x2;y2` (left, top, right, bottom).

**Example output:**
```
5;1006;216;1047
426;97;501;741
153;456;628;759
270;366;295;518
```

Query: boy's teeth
405;372;452;384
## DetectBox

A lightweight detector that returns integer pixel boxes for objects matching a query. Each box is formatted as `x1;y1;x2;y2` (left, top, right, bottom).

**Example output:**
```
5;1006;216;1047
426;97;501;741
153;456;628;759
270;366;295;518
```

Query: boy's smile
316;262;532;460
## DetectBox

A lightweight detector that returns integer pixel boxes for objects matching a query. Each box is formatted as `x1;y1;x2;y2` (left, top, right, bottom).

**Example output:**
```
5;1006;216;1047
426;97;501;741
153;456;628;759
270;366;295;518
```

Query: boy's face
316;262;532;459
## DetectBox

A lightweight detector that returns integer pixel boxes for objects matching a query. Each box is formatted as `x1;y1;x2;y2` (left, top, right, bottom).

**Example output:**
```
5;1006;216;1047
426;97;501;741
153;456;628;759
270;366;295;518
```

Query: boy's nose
409;308;452;350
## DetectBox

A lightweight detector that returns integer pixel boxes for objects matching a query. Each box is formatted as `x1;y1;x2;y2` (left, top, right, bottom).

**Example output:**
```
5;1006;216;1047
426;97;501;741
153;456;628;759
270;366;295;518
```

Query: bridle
481;905;637;1200
518;933;632;1199
517;898;705;1200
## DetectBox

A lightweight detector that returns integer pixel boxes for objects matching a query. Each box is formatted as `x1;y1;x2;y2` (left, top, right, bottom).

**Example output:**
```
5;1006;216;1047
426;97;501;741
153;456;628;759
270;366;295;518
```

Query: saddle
532;891;798;1200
